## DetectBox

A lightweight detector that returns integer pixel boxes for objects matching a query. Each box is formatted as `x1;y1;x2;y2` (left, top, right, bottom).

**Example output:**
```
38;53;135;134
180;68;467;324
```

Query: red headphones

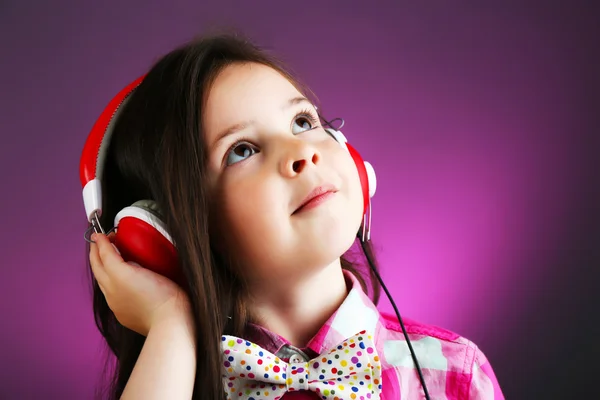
80;76;377;282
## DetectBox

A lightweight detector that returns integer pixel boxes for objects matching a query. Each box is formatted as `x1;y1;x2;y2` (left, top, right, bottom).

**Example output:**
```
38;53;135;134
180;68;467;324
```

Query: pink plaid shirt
243;270;504;399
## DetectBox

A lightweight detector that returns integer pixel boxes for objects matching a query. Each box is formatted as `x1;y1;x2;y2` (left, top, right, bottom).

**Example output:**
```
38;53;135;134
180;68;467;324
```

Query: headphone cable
360;239;431;400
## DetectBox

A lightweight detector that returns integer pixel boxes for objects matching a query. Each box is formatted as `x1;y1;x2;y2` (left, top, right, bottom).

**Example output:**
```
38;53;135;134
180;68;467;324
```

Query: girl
83;33;504;399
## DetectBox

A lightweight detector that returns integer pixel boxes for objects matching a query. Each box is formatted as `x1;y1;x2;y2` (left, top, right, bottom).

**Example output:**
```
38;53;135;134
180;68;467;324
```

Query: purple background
1;1;598;398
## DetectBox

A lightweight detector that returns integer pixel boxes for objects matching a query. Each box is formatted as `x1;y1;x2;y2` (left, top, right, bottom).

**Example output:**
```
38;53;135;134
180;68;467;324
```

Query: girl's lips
293;184;337;214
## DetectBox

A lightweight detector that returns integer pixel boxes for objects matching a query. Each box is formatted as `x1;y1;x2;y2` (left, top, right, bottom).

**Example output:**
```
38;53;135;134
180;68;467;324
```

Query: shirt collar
243;269;382;357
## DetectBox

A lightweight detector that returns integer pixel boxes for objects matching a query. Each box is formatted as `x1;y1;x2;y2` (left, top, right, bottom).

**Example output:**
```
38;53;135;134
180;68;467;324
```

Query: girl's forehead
209;63;302;107
203;63;306;142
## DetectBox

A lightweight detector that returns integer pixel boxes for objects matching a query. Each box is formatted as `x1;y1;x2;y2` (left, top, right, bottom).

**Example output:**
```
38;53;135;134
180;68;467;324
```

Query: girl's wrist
151;295;195;340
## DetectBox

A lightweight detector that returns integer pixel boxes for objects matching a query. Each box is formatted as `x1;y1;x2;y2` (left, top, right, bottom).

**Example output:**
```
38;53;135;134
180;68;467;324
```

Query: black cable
359;238;431;400
320;112;430;398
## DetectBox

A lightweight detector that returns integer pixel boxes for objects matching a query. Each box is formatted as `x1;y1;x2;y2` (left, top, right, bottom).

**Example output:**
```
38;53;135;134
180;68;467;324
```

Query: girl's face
204;63;363;283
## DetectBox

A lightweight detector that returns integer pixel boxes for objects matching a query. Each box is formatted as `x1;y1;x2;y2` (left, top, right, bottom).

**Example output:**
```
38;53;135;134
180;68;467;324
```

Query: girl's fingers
94;233;125;273
89;235;109;287
107;231;116;243
95;276;108;297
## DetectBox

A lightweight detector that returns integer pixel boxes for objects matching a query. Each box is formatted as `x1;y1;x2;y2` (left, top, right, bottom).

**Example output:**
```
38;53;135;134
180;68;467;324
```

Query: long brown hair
85;31;382;400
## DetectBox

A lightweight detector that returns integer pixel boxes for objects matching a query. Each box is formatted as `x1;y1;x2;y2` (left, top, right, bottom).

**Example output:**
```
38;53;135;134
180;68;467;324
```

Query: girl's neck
247;262;348;347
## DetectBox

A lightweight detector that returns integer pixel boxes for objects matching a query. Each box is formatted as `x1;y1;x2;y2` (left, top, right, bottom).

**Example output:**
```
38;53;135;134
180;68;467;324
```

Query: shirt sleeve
468;345;505;399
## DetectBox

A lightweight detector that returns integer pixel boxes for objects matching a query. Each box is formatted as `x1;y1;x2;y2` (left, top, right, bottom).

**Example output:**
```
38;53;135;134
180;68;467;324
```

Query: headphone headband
79;76;145;222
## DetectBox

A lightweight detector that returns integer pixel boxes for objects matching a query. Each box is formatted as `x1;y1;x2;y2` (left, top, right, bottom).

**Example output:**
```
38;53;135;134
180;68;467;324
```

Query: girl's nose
279;138;321;177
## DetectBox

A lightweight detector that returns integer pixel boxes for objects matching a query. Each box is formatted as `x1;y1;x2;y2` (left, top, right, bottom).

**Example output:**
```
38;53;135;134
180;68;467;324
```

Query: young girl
83;33;504;399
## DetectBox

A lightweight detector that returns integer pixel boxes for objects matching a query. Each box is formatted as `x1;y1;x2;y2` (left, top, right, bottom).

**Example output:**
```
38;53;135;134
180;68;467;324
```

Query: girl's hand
89;232;191;337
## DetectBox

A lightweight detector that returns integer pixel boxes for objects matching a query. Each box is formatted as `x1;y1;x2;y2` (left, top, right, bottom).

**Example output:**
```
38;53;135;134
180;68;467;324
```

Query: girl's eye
292;111;319;134
223;109;319;168
225;141;258;166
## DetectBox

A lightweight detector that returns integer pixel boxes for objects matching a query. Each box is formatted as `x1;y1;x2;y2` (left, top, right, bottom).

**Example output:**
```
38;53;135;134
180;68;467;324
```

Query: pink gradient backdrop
0;1;597;398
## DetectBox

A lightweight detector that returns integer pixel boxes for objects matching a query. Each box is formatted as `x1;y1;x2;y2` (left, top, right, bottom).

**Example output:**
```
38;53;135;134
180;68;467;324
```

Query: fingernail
91;233;97;241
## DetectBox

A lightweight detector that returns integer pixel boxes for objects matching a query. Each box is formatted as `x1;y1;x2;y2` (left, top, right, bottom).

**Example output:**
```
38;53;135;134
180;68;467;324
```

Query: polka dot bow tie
221;330;382;400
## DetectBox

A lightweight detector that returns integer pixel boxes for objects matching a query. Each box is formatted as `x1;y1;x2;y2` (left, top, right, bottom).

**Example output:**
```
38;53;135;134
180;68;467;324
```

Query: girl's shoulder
376;311;504;399
379;311;466;344
376;310;489;371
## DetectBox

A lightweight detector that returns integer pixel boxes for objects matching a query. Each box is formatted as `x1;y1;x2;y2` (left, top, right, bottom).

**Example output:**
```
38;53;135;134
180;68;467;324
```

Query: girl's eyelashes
291;108;320;134
224;137;258;167
223;108;321;167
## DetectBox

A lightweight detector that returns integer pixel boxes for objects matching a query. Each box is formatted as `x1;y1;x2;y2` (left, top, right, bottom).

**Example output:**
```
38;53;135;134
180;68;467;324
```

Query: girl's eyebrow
210;96;312;151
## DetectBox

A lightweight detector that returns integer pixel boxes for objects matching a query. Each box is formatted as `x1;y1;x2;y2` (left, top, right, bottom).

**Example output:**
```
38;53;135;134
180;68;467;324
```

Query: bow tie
221;330;382;400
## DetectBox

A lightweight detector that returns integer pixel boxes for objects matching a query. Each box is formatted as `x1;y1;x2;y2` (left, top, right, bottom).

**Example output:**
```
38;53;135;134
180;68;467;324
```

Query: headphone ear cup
364;161;377;198
345;143;374;215
325;127;376;211
113;200;181;284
